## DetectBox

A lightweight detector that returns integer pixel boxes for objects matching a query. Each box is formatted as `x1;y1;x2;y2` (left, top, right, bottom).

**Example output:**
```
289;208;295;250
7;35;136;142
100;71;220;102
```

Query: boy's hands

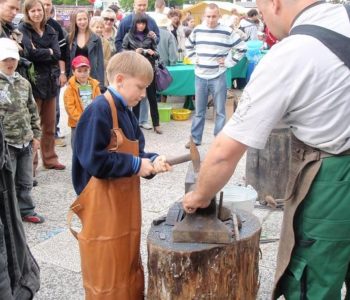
137;158;155;177
137;156;172;177
153;155;172;173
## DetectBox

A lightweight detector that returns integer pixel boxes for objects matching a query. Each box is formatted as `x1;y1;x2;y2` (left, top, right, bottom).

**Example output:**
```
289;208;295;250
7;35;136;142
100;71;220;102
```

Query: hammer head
166;138;201;170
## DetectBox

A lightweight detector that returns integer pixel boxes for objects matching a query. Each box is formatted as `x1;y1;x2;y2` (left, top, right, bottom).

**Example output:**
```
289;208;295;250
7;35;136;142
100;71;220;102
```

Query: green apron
278;155;350;299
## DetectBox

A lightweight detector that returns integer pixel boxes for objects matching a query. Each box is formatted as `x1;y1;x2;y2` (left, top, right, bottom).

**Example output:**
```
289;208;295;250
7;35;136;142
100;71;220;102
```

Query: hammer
166;138;201;172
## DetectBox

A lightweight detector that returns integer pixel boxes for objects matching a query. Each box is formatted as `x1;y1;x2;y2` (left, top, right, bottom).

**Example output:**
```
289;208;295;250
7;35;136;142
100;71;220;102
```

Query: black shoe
33;179;38;187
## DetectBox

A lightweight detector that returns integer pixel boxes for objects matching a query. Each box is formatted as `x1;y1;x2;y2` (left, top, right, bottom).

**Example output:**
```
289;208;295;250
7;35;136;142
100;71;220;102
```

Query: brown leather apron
68;92;144;300
273;135;350;298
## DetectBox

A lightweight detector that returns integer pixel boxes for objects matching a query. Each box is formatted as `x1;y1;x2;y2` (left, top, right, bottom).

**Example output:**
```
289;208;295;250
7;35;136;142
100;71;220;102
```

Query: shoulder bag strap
290;5;350;69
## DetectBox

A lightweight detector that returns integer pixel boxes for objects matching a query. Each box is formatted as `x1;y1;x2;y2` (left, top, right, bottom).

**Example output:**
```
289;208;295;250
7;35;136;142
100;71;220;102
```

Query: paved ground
24;91;284;299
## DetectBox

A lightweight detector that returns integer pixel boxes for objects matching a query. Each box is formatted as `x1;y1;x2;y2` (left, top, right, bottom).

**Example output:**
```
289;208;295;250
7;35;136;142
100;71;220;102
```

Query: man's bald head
256;0;317;40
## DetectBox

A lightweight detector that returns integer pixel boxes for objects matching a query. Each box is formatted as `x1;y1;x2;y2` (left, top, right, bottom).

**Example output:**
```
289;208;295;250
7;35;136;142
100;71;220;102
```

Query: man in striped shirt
185;3;243;148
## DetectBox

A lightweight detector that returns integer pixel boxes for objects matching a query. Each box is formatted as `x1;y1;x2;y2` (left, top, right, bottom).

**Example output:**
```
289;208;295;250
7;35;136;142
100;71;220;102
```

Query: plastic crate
158;103;172;122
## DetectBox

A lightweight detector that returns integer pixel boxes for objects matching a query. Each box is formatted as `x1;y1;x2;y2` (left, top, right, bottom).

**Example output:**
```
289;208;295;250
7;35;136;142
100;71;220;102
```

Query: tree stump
147;209;261;300
246;128;291;203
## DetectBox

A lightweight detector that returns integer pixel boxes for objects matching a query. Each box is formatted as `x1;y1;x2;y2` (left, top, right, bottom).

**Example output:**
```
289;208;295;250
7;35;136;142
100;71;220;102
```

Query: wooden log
246;128;291;203
147;210;261;300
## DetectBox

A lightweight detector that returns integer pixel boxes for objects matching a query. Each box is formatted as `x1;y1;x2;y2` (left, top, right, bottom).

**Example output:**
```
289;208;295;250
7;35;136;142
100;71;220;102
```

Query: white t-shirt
224;3;350;154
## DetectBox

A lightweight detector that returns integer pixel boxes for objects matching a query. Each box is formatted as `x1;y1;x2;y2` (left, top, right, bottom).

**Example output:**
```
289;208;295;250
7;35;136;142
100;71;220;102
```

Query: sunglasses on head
104;17;115;22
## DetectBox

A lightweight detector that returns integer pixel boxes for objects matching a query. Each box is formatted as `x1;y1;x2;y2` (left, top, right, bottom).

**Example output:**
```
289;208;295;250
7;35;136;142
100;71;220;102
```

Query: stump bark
147;210;261;300
246;127;291;203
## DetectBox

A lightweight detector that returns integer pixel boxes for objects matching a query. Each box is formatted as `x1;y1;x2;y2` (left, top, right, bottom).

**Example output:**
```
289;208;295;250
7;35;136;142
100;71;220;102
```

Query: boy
63;55;101;149
70;51;170;299
0;38;43;223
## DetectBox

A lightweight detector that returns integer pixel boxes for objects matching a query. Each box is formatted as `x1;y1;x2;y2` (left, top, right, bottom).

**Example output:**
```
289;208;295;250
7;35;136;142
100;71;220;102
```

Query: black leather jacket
122;32;159;67
0;122;40;300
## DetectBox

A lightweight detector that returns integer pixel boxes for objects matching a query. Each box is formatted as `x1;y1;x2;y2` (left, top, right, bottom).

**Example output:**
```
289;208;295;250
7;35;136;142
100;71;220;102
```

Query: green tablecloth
160;57;248;96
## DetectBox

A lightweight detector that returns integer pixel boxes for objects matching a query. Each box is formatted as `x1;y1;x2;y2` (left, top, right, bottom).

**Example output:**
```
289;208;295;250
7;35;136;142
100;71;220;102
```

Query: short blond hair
107;51;154;85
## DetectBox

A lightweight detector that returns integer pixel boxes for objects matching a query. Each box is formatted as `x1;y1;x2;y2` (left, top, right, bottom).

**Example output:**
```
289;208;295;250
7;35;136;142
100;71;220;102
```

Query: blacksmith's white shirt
224;3;350;154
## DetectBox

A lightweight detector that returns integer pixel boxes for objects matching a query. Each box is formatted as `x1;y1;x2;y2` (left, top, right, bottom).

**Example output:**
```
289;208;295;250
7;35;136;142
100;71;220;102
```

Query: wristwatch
60;71;66;75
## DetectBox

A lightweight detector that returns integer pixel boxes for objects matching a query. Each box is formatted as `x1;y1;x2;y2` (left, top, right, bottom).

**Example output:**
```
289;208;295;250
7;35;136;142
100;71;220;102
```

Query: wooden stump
246;128;291;203
147;210;261;300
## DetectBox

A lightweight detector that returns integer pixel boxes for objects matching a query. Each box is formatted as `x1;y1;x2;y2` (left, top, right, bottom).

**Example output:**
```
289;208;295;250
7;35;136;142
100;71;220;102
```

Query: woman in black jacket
122;13;162;134
19;0;65;172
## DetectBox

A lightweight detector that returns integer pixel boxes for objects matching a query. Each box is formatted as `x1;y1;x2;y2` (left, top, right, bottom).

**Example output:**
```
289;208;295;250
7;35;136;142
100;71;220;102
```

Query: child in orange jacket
64;56;101;149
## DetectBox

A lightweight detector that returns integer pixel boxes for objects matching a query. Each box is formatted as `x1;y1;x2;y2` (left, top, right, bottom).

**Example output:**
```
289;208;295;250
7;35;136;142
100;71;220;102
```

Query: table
160;58;248;96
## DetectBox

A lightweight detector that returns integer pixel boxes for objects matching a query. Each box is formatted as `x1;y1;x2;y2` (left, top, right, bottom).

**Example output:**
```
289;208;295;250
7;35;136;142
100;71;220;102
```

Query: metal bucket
222;185;257;213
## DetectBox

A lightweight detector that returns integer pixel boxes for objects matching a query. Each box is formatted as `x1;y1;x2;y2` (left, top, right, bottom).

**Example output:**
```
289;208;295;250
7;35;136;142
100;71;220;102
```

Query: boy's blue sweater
72;89;157;195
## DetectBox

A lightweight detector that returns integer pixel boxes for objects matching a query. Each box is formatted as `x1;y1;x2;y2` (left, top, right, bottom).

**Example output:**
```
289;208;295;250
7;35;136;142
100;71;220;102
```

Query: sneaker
45;163;66;170
55;138;66;147
33;179;38;187
22;213;45;224
139;123;152;130
185;140;201;149
55;131;65;139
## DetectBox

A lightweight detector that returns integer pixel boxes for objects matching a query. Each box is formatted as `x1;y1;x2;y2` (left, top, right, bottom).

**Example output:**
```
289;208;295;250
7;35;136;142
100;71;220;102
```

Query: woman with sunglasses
68;9;104;91
101;8;117;55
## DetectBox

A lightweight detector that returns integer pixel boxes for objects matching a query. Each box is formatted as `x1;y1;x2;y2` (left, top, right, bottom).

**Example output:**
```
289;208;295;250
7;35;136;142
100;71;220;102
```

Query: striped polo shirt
185;23;243;79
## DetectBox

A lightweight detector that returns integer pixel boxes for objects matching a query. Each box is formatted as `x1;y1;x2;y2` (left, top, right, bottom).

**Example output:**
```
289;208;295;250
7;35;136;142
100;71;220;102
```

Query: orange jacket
64;76;101;128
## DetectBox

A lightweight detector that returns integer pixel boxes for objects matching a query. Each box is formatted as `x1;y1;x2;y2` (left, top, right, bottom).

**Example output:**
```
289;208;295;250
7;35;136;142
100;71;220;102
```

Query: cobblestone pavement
24;91;283;300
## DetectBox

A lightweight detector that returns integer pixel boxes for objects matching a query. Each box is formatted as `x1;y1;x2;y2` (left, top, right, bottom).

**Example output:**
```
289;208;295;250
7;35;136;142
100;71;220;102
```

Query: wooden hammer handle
167;153;191;166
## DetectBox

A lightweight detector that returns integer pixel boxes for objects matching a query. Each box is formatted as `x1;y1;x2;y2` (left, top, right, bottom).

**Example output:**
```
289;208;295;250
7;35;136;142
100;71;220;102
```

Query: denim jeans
191;72;227;144
139;98;149;125
8;145;35;217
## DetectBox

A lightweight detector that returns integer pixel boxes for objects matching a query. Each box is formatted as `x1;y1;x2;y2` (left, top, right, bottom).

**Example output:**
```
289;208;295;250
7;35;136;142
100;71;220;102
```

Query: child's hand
153;155;172;173
32;138;40;153
137;158;155;177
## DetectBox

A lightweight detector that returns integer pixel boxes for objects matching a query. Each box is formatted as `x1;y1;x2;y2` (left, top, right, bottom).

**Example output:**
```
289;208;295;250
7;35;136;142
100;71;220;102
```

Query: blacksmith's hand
182;191;211;214
137;158;156;177
153;155;172;173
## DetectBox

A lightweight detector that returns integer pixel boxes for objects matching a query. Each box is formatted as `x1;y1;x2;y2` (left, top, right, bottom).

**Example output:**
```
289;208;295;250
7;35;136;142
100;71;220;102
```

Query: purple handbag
155;63;173;92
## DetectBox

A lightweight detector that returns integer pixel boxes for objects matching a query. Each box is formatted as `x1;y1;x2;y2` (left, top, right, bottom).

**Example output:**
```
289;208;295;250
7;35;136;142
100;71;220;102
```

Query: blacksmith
183;0;350;298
